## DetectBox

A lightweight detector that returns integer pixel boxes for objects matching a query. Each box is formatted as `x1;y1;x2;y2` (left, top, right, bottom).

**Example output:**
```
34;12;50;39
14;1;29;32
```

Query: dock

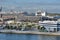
0;30;60;36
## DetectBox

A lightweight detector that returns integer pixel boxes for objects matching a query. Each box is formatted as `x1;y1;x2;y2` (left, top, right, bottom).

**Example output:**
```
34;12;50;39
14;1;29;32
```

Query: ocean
0;33;60;40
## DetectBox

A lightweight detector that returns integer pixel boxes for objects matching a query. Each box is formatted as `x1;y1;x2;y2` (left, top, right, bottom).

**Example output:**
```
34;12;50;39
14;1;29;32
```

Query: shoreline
0;30;60;36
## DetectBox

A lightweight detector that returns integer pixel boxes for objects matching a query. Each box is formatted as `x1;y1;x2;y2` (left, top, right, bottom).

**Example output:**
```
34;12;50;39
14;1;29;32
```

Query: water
0;33;60;40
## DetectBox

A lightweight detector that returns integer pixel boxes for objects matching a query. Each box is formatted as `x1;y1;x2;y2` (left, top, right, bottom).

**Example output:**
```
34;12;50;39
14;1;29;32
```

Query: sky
0;0;60;13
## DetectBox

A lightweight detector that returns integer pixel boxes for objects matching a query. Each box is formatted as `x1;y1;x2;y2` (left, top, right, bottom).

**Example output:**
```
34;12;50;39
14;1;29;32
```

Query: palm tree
5;25;10;29
13;26;17;29
39;26;47;32
18;24;22;30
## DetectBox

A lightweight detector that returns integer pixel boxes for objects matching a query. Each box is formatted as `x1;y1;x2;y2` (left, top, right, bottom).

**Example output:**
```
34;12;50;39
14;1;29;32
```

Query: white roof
39;21;57;24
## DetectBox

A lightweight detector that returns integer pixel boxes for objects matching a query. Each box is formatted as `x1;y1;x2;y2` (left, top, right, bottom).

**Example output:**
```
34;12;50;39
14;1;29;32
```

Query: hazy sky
0;0;60;13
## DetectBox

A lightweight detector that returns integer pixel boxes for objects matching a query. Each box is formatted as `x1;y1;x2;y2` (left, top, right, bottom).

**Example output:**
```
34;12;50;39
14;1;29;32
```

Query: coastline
0;30;60;36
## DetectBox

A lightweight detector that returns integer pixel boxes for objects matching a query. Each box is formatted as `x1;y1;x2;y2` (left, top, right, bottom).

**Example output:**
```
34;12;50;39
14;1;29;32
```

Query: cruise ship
39;21;60;32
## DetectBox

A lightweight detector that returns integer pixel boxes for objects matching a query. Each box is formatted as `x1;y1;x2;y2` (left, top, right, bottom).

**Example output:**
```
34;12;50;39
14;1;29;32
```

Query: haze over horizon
0;0;60;13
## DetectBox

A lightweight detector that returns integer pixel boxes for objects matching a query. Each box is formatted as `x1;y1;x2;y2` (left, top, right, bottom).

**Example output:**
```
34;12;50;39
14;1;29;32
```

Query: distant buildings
35;10;46;16
17;16;40;22
0;10;60;23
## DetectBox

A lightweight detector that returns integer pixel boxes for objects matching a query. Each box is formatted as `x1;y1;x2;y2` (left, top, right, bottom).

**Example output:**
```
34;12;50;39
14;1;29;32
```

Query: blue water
0;33;60;40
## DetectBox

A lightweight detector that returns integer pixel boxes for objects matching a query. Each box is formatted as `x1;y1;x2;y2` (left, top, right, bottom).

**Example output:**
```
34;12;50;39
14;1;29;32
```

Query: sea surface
0;33;60;40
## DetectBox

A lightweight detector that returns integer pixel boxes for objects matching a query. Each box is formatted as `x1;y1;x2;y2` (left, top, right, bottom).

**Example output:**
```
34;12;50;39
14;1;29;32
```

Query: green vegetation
38;26;48;32
3;22;47;32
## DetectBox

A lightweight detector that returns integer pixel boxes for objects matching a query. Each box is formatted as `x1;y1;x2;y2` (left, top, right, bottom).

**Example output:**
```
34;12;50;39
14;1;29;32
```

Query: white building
35;10;46;16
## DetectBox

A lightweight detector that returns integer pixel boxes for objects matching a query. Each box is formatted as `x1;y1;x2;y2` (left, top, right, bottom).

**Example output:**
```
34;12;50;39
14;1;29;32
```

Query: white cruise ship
39;21;60;32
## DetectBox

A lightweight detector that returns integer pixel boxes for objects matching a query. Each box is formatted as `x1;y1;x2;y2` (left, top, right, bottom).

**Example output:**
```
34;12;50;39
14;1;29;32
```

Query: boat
39;21;60;32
